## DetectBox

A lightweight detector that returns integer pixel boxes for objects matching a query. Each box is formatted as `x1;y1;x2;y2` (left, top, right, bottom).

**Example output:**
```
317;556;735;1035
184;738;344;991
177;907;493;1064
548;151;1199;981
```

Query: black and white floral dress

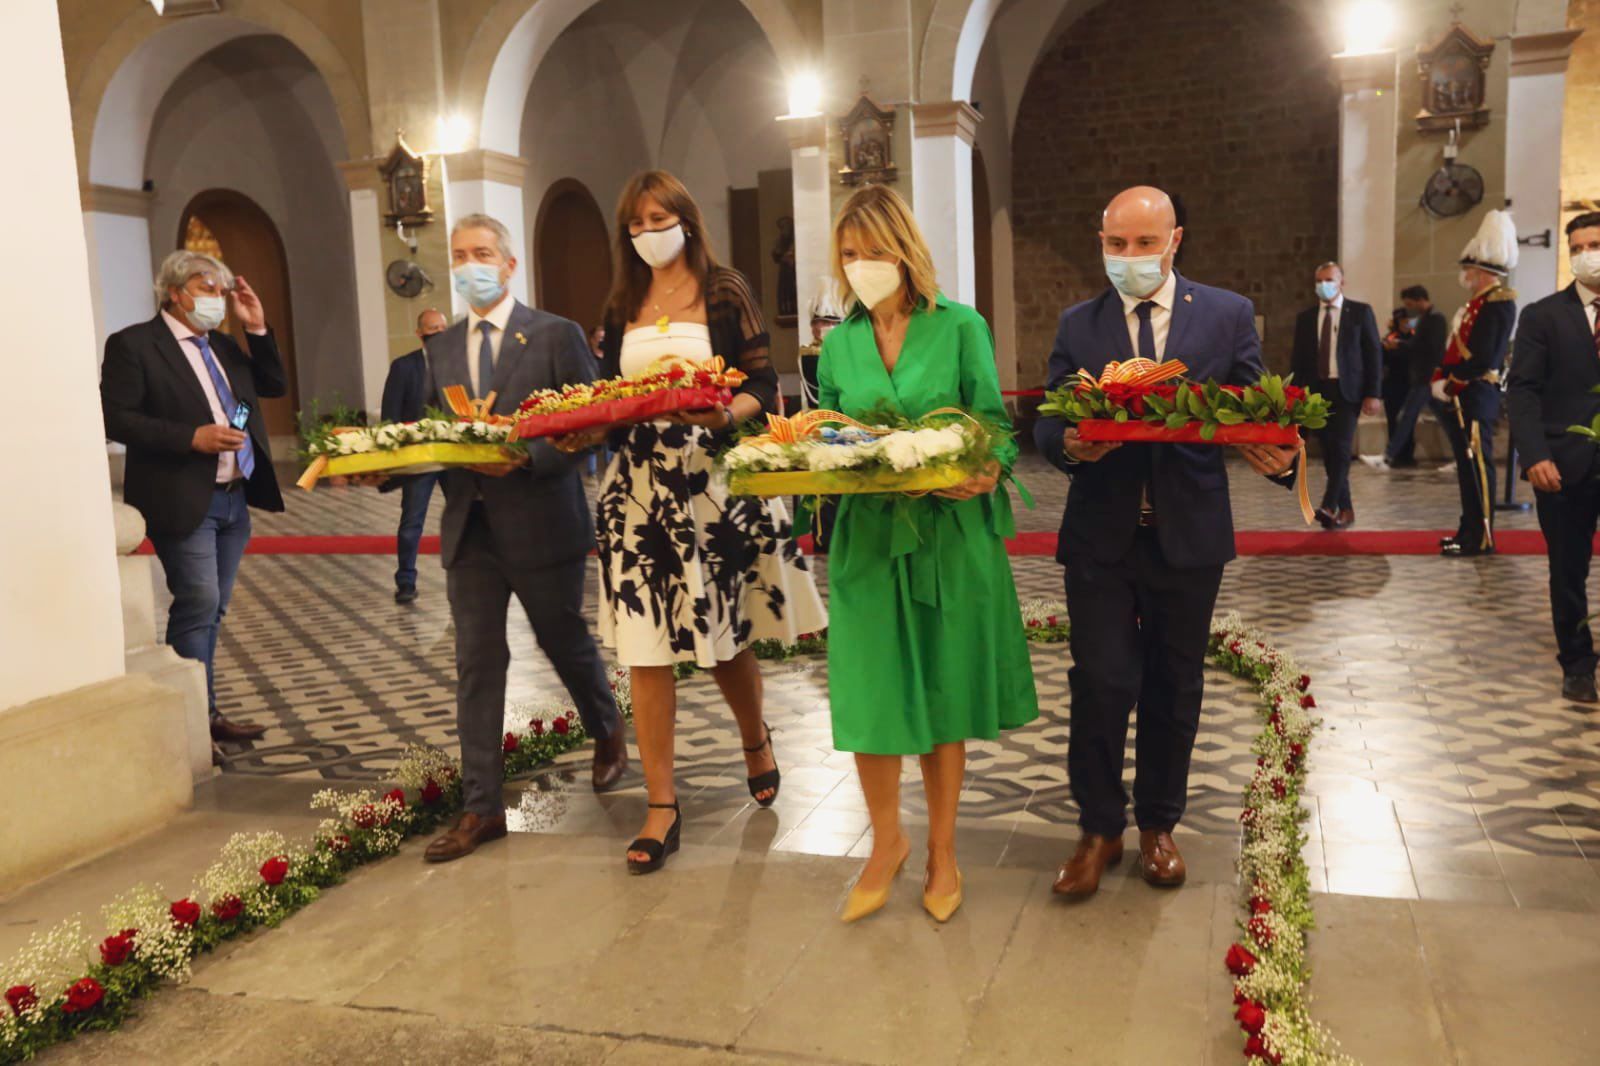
596;269;826;668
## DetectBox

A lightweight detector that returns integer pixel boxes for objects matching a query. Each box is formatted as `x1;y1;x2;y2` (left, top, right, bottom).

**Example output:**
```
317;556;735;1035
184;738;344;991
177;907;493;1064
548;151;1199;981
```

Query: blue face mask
1103;235;1172;299
452;262;506;307
1315;280;1340;303
1406;316;1420;328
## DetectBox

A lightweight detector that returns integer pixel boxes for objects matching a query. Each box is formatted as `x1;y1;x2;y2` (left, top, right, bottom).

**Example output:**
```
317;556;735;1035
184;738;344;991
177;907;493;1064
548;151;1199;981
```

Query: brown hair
605;170;720;326
830;184;940;315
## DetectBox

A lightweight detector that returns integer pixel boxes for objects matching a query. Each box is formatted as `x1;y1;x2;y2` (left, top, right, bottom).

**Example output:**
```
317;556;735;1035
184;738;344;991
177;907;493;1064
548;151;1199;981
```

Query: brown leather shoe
424;811;507;863
1336;507;1355;529
1138;829;1187;887
210;715;267;742
1052;833;1125;899
591;729;629;792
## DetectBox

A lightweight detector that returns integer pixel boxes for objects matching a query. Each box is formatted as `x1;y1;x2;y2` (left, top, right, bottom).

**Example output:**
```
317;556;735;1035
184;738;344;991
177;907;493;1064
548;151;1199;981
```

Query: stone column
79;183;155;355
781;114;832;344
911;101;983;305
338;160;407;416
1333;49;1398;312
1508;29;1584;303
443;149;531;310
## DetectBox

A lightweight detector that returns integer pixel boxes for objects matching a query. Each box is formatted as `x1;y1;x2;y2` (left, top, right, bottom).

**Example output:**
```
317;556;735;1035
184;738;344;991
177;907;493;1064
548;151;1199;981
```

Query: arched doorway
973;147;995;330
178;189;300;438
535;179;613;331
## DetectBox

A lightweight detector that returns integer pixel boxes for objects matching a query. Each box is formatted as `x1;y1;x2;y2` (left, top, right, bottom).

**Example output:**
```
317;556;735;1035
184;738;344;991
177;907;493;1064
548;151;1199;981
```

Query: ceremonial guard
1433;210;1518;557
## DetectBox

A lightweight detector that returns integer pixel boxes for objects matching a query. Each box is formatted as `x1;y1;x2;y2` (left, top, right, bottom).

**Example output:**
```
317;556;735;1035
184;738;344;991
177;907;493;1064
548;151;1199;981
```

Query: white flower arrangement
196;831;303;924
391;743;462;795
313;418;513;458
103;885;195;984
0;916;86;1023
722;421;977;475
309;789;411;857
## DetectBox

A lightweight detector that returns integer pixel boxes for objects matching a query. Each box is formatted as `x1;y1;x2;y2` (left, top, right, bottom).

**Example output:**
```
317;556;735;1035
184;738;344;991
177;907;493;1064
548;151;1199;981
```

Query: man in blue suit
379;307;448;604
1034;186;1298;900
1290;262;1382;528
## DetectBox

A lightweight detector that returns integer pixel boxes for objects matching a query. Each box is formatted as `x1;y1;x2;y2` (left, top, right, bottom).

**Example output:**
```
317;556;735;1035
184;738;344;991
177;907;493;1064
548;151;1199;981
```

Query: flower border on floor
0;609;1345;1065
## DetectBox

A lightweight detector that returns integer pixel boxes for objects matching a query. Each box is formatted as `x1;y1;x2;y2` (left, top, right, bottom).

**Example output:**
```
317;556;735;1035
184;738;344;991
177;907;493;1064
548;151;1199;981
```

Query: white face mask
844;259;902;310
1103;234;1174;299
1572;250;1600;287
188;293;227;332
631;224;686;269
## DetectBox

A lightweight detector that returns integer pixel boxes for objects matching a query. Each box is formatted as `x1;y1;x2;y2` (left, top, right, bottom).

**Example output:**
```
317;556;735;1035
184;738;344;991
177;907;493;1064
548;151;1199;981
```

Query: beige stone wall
1563;0;1600;235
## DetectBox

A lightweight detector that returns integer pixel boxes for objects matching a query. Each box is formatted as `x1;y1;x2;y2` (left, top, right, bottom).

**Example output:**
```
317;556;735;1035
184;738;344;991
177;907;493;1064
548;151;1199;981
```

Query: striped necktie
190;334;254;479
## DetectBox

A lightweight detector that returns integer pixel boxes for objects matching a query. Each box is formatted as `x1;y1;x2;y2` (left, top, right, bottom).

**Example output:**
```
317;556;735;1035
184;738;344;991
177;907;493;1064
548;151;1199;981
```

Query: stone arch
920;0;1004;103
467;0;811;156
73;0;368;189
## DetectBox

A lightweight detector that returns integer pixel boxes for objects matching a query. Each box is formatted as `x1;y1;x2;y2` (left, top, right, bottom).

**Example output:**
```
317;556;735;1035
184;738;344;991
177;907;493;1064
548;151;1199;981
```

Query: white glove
1430;378;1450;403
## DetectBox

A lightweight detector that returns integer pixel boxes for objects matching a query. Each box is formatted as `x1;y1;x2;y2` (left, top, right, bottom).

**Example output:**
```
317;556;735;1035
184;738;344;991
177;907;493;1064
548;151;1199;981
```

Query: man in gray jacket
421;213;626;862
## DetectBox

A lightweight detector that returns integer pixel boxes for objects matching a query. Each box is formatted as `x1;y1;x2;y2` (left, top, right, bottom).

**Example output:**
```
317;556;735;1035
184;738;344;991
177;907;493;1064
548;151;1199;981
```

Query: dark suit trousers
1441;389;1496;547
1316;383;1358;512
1535;476;1600;677
446;503;621;814
1064;528;1224;836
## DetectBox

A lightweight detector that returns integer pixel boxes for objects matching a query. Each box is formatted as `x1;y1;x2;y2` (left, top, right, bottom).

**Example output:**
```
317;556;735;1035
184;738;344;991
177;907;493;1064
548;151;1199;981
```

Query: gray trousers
446;505;621;815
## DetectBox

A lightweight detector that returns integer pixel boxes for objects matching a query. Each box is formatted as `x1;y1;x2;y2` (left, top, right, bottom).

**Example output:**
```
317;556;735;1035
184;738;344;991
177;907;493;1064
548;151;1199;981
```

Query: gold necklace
651;275;692;313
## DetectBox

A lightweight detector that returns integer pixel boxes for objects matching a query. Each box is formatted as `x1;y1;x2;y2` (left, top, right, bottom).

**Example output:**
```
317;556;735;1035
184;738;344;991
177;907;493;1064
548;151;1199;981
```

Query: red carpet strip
135;530;1559;557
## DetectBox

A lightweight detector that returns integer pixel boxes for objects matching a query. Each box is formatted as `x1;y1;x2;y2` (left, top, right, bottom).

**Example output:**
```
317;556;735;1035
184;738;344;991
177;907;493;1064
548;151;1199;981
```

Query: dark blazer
380;348;431;423
1507;284;1600;488
1290;298;1382;403
1034;273;1288;570
1400;308;1449;386
101;313;287;536
423;301;595;570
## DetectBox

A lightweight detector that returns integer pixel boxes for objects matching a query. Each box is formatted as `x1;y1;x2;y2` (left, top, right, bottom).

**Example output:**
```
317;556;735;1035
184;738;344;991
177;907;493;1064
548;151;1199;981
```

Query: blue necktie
190;334;255;479
477;320;496;400
1135;301;1157;362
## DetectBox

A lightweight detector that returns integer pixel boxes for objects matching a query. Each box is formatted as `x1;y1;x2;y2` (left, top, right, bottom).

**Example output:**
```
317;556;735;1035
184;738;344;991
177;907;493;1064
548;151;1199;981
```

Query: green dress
817;297;1040;754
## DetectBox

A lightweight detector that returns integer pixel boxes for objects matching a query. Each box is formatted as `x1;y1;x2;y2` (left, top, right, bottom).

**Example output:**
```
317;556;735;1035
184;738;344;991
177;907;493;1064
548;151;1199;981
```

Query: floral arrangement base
514;387;732;440
728;466;968;497
319;443;516;479
1075;421;1302;446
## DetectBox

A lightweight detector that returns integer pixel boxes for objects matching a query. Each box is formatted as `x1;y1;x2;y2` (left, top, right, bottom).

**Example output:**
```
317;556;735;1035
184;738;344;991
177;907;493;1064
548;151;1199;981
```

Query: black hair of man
1400;285;1430;302
1565;211;1600;236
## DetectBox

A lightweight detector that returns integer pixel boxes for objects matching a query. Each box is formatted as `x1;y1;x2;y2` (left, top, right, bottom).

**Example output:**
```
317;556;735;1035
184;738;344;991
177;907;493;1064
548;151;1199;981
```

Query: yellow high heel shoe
922;869;964;923
840;839;911;923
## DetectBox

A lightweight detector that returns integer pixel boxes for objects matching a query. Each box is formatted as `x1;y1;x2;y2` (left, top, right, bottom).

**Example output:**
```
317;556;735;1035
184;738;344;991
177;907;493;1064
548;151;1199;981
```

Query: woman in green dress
818;185;1039;923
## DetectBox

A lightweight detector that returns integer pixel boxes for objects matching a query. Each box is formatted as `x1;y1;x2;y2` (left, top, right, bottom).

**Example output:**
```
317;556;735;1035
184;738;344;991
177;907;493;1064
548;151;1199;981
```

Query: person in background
585;324;608;479
100;250;285;762
1365;286;1448;470
1435;210;1518;558
379;308;449;604
1290;261;1382;528
1506;211;1600;702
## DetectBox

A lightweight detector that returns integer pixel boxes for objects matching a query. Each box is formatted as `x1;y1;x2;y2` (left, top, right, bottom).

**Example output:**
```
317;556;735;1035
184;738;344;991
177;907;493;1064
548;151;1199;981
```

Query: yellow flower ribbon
1075;357;1190;391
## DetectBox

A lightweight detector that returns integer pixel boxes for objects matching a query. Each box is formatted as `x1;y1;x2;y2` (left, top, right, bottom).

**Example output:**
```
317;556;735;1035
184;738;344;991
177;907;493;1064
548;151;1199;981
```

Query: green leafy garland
1038;374;1330;441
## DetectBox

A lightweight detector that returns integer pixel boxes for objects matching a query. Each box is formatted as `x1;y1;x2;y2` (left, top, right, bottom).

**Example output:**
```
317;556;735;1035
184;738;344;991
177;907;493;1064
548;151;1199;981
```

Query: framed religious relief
838;95;896;186
378;132;433;226
1415;21;1494;133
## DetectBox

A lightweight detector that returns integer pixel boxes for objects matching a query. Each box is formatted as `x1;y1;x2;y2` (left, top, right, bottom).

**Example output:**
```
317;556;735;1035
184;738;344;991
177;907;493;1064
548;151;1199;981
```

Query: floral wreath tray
728;466;968;497
320;443;516;478
513;386;732;440
1074;421;1302;446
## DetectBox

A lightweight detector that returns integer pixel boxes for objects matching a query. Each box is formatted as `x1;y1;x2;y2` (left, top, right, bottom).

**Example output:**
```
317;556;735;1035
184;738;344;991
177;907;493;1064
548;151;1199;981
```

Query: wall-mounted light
782;72;823;120
147;0;222;15
1341;1;1394;56
435;113;471;155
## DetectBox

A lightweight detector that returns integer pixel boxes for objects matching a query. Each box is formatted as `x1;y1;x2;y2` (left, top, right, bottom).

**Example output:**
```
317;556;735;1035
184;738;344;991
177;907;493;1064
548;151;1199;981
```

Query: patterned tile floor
148;445;1600;910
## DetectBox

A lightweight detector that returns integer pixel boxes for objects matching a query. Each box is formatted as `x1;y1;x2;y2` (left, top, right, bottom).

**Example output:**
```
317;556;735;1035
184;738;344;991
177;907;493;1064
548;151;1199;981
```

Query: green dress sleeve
817;330;842;411
955;310;1018;474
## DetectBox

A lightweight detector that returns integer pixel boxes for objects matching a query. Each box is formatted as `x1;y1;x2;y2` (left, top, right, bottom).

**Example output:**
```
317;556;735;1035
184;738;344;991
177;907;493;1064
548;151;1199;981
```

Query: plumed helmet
1458;208;1518;276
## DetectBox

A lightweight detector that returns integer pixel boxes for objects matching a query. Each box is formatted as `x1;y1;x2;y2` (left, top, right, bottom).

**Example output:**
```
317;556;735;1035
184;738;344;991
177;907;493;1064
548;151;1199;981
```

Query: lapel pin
1183;293;1193;303
514;331;526;345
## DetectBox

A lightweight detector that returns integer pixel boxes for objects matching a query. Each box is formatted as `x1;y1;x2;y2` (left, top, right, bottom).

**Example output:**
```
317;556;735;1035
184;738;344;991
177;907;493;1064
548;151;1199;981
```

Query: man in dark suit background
100;250;283;754
1034;186;1298;899
1290;261;1382;528
1365;285;1448;470
414;213;626;862
1506;211;1600;703
379;307;448;604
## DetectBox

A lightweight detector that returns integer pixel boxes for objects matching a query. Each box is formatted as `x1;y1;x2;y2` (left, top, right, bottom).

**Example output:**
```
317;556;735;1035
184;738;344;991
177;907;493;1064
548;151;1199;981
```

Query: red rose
1244;1034;1281;1063
5;985;37;1017
1235;999;1267;1036
1239;807;1257;825
1046;616;1058;627
1255;756;1265;767
1271;778;1287;800
1233;987;1246;1006
1247;915;1274;947
99;929;137;966
552;718;570;735
351;804;378;829
320;833;351;853
383;788;406;807
169;898;201;928
61;977;104;1015
530;719;545;736
1250;896;1271;915
1229;641;1242;655
1289;742;1305;758
212;895;244;922
1130;394;1147;416
1297;674;1311;691
259;856;289;886
1152;384;1179;401
565;710;576;720
1225;943;1257;976
1300;694;1316;709
421;778;444;805
503;732;519;754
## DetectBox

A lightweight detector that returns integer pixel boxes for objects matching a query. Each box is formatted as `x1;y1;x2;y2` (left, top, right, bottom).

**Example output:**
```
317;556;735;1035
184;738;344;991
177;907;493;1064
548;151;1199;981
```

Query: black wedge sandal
745;725;781;808
626;801;681;875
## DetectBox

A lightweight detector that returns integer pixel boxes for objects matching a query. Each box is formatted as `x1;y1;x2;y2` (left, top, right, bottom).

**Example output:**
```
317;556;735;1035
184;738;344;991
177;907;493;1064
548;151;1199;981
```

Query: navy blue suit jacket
379;348;430;423
1034;273;1284;570
1289;299;1382;404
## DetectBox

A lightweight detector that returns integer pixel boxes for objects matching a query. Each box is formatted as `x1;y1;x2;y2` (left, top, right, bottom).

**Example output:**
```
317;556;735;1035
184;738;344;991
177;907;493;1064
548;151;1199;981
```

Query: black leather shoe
1315;507;1338;530
1562;674;1599;704
1441;541;1495;558
1439;535;1458;548
395;586;418;605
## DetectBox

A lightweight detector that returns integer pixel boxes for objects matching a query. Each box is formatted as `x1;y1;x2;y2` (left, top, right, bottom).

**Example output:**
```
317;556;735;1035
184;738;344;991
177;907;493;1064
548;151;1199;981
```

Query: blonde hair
830;184;940;314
